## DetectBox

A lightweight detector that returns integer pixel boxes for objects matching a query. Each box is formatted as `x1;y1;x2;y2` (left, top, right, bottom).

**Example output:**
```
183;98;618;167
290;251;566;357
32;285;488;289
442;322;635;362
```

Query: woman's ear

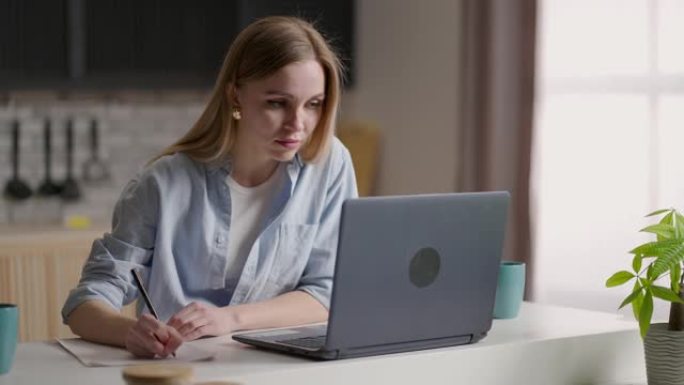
226;83;240;107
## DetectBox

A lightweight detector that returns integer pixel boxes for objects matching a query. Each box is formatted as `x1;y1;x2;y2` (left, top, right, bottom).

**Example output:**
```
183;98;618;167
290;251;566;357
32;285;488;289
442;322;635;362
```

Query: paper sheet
57;338;216;367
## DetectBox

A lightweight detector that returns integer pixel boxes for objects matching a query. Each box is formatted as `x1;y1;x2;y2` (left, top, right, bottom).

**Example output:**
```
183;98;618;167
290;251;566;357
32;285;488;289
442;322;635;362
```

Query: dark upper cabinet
0;0;69;85
84;0;239;87
0;0;354;90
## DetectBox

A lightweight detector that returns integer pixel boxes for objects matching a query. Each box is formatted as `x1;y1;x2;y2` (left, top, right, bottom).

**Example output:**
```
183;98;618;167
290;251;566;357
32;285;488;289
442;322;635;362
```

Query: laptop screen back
325;192;510;350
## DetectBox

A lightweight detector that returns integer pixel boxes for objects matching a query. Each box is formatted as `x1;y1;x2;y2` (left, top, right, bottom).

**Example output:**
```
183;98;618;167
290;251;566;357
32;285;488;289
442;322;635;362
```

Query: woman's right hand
125;313;184;358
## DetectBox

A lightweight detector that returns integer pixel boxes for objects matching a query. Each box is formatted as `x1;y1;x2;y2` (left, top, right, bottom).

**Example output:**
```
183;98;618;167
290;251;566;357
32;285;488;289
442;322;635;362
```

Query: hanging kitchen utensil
3;119;33;201
81;118;110;184
37;118;62;196
60;118;81;201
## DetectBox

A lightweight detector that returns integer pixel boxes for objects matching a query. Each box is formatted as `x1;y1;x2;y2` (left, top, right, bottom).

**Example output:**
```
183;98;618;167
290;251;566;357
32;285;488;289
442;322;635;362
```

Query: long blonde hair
156;16;344;165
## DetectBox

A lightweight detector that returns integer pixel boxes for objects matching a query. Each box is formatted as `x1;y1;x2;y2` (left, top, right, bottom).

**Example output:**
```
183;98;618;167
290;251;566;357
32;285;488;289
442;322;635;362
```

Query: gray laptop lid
325;191;509;351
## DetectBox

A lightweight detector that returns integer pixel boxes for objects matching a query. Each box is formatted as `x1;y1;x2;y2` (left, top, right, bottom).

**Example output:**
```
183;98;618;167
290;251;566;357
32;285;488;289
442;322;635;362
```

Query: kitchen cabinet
82;0;240;88
0;0;69;86
0;226;135;342
1;0;354;90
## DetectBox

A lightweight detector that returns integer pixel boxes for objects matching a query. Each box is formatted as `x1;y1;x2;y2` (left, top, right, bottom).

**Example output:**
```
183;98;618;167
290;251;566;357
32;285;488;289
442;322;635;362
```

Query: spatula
81;119;110;184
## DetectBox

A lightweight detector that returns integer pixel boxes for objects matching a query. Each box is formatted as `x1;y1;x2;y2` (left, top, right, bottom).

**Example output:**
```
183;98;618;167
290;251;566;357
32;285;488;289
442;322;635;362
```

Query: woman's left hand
167;302;237;341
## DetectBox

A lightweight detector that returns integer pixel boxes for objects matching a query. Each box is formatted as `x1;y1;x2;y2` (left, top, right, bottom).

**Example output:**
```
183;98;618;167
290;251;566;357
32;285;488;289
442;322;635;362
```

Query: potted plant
606;208;684;385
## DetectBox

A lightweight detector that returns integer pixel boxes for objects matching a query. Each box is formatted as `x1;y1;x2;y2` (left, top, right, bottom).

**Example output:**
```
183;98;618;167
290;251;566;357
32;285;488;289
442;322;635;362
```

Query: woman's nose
284;107;305;131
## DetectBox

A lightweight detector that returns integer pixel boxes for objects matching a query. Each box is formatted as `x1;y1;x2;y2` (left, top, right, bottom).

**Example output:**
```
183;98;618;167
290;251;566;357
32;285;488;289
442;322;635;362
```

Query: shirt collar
206;153;304;175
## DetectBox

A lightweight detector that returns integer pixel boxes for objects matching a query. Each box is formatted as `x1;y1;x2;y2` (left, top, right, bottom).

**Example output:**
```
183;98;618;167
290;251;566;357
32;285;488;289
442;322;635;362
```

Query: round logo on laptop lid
409;247;441;288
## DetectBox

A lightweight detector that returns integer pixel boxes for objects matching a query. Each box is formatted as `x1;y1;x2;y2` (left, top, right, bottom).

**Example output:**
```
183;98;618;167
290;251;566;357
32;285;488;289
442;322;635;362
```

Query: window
533;0;684;319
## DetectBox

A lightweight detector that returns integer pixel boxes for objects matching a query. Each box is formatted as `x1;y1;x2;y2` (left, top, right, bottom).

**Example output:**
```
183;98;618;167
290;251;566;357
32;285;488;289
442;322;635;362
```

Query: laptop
232;191;510;360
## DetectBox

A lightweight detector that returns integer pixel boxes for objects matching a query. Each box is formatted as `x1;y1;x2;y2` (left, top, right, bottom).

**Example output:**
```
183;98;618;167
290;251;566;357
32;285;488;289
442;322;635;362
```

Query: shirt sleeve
61;171;160;323
296;143;358;309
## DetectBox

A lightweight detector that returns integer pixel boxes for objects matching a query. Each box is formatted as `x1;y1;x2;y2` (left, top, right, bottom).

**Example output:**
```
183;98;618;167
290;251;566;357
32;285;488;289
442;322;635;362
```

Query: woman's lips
275;139;301;149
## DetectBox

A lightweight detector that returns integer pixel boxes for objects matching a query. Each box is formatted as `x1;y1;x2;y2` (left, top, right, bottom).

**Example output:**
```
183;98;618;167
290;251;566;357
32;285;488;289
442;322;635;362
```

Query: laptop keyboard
277;335;326;349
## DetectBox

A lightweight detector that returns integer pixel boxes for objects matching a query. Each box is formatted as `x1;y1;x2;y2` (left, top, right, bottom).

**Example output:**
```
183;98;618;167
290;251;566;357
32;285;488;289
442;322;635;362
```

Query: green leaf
650;243;684;278
676;212;684;223
671;263;682;293
619;286;643;309
639;290;654;338
675;210;684;223
651;285;684;303
630;239;683;257
660;212;675;240
647;208;671;217
640;223;676;239
606;271;635;287
631;280;644;321
661;212;674;226
632;254;642;274
675;213;684;238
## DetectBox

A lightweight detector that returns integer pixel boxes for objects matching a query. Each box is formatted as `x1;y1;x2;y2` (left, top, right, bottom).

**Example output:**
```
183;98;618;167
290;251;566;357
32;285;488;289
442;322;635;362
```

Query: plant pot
644;323;684;385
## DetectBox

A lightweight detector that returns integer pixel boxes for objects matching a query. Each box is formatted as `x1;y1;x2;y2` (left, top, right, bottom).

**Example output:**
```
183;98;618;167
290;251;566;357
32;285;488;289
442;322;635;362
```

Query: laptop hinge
335;334;475;359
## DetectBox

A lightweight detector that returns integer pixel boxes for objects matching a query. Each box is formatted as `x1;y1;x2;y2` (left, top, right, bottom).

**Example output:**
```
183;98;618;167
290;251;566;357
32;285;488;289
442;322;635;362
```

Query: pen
131;268;176;358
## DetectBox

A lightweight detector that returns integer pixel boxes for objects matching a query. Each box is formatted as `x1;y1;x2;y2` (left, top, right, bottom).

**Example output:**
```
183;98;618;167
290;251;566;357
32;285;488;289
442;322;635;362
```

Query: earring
232;108;241;121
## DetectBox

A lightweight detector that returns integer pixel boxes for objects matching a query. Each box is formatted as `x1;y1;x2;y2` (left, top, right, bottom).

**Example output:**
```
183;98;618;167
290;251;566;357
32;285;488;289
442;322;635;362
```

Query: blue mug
0;304;18;375
493;262;526;319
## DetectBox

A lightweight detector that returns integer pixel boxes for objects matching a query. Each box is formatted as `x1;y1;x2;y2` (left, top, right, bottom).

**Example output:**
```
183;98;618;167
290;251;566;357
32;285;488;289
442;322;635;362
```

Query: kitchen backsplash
0;90;209;227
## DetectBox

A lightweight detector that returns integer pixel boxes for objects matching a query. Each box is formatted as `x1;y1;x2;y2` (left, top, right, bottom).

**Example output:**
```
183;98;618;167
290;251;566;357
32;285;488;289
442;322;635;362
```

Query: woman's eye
267;100;286;108
307;100;323;109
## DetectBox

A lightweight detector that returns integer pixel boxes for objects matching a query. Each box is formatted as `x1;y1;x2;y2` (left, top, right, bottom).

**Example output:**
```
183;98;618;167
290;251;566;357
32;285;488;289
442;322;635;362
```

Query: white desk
0;303;647;385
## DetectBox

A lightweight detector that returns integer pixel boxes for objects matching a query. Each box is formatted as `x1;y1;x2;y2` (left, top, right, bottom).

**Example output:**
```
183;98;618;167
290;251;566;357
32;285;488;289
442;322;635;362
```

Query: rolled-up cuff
296;285;331;311
61;285;123;324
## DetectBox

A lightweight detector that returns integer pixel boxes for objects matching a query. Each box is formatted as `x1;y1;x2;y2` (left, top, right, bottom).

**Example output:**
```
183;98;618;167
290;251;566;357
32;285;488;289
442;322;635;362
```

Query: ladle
3;120;33;201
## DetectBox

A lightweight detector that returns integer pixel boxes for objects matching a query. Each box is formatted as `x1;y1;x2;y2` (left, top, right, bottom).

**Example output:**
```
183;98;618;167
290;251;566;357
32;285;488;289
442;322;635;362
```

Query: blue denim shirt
62;137;358;322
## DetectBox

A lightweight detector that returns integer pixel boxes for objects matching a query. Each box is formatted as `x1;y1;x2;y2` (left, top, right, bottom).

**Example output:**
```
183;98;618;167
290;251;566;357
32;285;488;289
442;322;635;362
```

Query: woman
62;16;357;358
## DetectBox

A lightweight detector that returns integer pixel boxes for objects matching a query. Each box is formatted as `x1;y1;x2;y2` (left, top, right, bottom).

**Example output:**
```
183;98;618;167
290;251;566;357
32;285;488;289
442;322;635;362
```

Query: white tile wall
0;91;209;227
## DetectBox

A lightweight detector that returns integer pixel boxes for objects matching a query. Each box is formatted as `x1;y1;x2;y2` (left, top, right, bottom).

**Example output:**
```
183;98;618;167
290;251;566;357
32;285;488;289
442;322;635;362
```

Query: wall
342;0;462;195
0;92;207;226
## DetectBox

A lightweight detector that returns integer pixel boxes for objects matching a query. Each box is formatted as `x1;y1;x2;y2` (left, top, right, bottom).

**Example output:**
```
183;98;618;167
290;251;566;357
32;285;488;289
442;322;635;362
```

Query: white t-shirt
224;164;285;289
